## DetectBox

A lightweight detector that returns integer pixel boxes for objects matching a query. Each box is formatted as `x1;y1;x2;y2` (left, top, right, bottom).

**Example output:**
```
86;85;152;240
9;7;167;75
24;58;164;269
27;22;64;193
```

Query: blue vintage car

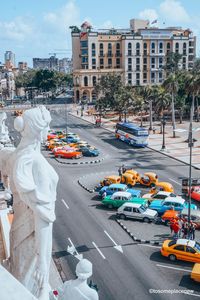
149;197;197;215
99;183;141;199
61;136;80;143
80;147;99;157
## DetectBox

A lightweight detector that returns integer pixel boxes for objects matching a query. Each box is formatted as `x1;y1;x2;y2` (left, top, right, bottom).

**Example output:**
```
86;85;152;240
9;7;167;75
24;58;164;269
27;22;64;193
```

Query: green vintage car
102;191;148;209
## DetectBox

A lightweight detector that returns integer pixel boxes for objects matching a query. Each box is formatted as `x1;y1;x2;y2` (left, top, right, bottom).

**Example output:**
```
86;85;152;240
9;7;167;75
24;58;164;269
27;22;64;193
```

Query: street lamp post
161;115;166;151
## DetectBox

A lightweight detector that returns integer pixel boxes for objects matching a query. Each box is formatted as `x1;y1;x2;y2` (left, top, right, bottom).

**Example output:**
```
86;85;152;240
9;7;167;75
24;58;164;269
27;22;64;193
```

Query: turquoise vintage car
99;183;141;199
102;191;148;209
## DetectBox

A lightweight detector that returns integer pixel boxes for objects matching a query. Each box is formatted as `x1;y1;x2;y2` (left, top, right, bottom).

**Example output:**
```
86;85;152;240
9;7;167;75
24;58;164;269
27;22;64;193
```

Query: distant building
4;51;15;69
33;56;59;71
18;62;28;73
59;58;73;73
71;19;196;102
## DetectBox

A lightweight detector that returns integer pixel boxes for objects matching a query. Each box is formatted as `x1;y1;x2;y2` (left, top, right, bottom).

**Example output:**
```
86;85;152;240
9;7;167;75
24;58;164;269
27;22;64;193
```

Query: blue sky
1;0;200;66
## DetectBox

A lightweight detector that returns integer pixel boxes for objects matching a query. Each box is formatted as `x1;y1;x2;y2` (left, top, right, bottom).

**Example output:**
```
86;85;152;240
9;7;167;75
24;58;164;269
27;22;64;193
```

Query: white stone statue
0;112;10;143
56;259;99;300
0;106;58;300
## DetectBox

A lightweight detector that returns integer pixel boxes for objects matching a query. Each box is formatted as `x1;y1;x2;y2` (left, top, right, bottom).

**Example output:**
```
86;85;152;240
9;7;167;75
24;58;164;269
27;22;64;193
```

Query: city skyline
0;0;200;66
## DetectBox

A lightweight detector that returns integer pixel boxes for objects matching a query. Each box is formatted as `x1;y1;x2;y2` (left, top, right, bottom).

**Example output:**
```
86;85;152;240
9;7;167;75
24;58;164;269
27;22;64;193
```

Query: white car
117;202;158;222
142;191;184;202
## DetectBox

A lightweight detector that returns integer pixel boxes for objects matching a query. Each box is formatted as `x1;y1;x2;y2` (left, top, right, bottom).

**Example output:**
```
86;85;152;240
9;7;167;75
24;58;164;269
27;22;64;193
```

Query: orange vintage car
161;239;200;263
156;182;174;193
48;141;67;150
121;170;140;186
54;149;82;159
139;172;158;187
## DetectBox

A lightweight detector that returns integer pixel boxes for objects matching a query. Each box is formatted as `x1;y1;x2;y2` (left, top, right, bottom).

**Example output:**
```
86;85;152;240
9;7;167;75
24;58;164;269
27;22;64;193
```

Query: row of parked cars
45;130;100;159
97;169;200;225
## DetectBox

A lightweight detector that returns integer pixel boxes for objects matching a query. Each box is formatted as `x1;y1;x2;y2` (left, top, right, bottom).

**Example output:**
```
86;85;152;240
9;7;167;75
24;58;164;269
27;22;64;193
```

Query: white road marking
67;238;83;260
169;178;181;186
92;241;106;259
106;212;114;215
61;199;69;209
156;264;192;273
104;230;123;253
139;244;161;249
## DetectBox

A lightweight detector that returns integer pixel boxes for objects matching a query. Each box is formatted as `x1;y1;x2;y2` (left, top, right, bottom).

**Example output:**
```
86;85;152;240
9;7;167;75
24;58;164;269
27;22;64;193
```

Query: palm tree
154;87;171;133
163;74;179;138
185;72;200;123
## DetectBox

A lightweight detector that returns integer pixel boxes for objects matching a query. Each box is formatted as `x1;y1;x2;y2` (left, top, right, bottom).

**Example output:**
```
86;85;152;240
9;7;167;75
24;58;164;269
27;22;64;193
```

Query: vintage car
161;239;200;263
156;182;174;193
102;192;148;209
100;175;121;187
142;191;183;202
161;210;180;225
121;170;140;186
191;187;200;202
80;146;99;157
117;202;158;222
139;172;158;187
99;183;141;199
54;149;82;159
149;198;197;214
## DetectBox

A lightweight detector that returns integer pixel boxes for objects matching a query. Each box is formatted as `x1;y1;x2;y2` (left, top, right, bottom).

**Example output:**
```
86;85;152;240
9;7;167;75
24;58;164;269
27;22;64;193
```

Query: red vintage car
54;149;82;159
191;187;200;202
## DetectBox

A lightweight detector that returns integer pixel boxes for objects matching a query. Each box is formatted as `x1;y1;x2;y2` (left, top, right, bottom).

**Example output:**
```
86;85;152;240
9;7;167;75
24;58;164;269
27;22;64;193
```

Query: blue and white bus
115;122;149;147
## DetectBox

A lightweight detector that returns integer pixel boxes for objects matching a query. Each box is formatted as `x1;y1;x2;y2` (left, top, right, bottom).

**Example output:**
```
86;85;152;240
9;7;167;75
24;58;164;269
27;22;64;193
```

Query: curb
54;156;104;165
78;176;94;193
116;219;162;246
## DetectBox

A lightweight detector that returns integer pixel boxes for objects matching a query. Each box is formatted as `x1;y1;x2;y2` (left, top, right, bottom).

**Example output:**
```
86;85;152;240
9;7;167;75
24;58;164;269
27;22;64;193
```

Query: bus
115;122;149;147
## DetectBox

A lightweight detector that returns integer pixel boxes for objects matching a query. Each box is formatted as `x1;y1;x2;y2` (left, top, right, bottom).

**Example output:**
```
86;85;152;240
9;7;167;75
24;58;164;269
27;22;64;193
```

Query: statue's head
75;259;92;280
14;106;51;142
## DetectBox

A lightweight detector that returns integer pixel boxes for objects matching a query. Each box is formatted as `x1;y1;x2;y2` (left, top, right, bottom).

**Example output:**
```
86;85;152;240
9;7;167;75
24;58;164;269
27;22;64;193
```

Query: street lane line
92;241;106;259
67;237;83;260
104;230;123;253
61;199;69;209
169;178;181;186
156;264;192;272
139;244;161;249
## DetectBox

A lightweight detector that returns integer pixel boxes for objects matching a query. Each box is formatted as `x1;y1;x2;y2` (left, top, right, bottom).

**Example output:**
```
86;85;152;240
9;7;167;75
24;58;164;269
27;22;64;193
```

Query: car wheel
169;254;176;262
143;217;150;223
119;214;126;220
108;204;113;209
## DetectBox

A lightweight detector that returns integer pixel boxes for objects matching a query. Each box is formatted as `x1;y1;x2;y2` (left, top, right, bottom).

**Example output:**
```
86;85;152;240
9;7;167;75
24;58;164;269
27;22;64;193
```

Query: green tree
154;87;171;133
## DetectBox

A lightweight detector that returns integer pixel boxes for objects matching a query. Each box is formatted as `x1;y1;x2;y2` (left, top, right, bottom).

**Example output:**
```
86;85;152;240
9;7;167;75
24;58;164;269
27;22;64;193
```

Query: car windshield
194;242;200;252
127;195;132;200
139;205;146;212
169;240;176;247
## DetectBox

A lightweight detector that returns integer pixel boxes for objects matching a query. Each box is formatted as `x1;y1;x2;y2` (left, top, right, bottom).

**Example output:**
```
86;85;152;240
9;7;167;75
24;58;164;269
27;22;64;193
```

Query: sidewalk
70;106;200;170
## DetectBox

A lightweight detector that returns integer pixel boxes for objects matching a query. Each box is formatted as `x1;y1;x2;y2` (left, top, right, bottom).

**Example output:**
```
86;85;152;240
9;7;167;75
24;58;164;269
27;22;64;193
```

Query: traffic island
54;156;105;165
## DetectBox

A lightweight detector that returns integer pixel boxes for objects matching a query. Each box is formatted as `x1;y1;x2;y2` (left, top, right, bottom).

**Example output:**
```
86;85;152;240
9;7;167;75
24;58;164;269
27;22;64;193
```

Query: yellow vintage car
48;141;67;150
121;170;140;186
100;175;121;186
191;263;200;282
156;182;174;193
139;172;158;187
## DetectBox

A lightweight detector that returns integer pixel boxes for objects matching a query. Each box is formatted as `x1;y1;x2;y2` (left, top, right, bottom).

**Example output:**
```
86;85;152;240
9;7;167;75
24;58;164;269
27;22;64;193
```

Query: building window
100;58;104;68
80;41;88;48
128;73;132;80
99;43;104;56
175;42;179;53
136;65;140;71
92;76;97;86
143;65;147;71
81;49;88;56
108;58;112;68
143;57;147;64
82;56;88;63
92;58;96;69
189;48;194;54
167;42;171;49
136;57;140;64
183;57;186;63
128;65;132;71
151;57;155;68
116;43;120;50
128;58;132;64
143;42;147;55
151;72;155;83
189;41;192;47
128;42;132;49
116;58;120;68
108;43;112;57
136;43;140;49
159;42;163;53
143;73;147;79
84;76;88;86
159;72;163;82
159;57;163;68
151;42;155;54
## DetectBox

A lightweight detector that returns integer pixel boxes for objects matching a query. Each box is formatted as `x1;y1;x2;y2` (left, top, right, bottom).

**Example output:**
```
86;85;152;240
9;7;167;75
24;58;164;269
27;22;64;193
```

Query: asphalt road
48;109;200;300
7;108;200;300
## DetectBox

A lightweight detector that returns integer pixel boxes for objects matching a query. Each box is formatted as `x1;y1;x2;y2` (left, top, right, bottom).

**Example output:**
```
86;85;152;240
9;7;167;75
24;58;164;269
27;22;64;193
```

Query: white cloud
139;9;158;22
0;17;33;42
43;0;80;33
159;0;190;23
101;20;114;29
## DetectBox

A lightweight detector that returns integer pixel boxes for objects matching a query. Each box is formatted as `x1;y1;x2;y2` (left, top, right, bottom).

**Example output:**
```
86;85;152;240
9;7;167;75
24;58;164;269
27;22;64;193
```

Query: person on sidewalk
182;222;188;238
189;222;196;240
172;221;180;240
169;218;175;236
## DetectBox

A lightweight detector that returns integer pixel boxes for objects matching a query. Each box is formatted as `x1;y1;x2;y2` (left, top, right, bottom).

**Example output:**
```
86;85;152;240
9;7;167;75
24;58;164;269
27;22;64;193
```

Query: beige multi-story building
71;19;196;102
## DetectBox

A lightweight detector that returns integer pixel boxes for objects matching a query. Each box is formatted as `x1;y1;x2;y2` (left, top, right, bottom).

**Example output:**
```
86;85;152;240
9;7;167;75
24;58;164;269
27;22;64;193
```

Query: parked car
117;202;158;222
149;198;197;215
100;175;121;187
80;146;99;157
99;183;141;199
161;239;200;262
54;149;82;159
142;191;184;202
139;172;158;187
102;192;148;209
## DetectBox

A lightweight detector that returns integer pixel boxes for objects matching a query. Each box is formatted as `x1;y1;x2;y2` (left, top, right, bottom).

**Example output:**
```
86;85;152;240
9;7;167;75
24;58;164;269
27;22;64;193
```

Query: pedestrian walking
182;222;188;239
169;218;175;236
118;166;122;177
172;221;180;240
122;165;126;174
189;222;196;240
